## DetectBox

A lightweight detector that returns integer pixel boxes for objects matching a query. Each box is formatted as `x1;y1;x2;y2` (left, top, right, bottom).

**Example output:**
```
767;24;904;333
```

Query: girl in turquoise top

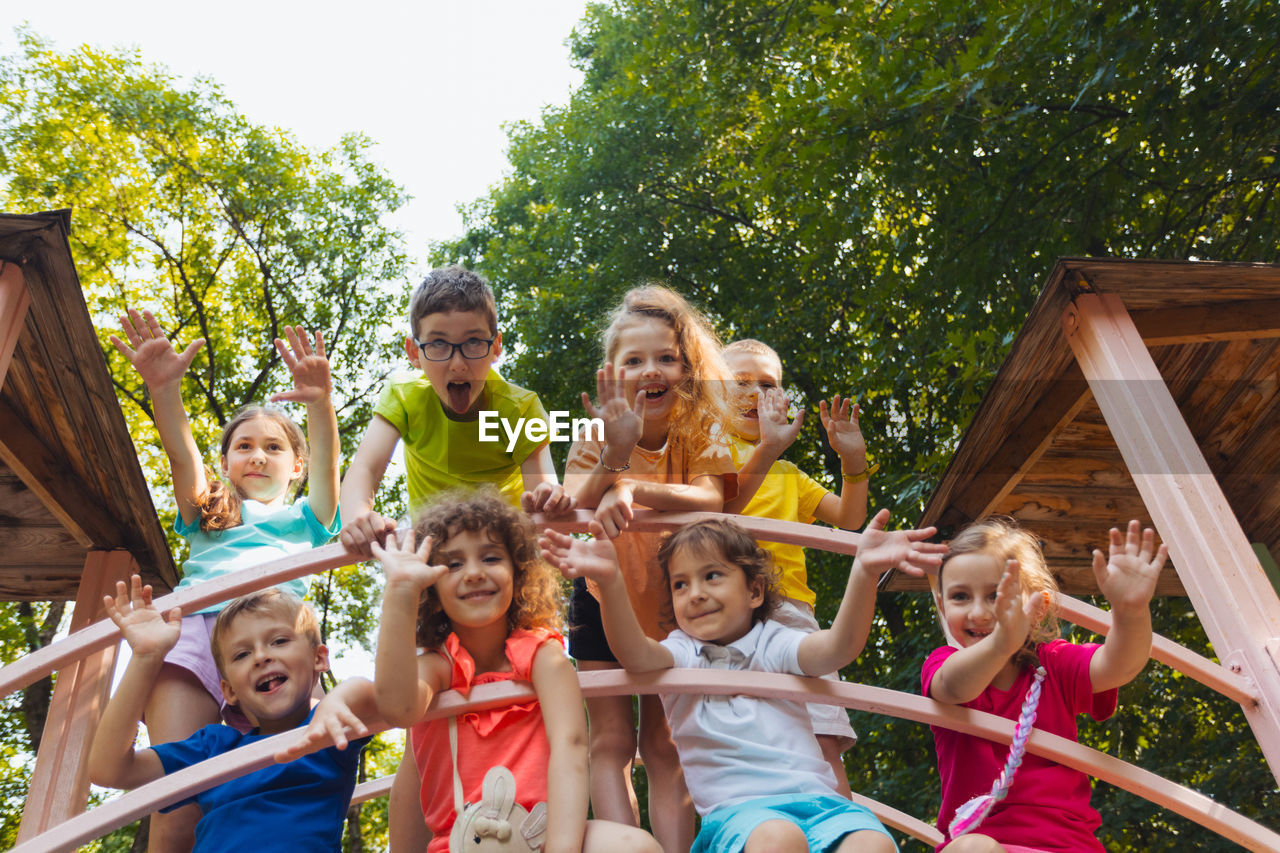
110;308;339;853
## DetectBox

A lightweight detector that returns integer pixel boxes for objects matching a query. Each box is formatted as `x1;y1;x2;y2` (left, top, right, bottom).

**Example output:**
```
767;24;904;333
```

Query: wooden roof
0;210;176;600
888;257;1280;595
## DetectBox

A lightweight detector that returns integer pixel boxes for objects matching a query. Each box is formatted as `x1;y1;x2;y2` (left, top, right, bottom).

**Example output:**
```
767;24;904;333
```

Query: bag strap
449;716;465;816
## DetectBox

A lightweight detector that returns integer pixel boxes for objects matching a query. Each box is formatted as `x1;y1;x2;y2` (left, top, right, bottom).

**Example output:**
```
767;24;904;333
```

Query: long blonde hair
938;516;1061;669
601;285;733;455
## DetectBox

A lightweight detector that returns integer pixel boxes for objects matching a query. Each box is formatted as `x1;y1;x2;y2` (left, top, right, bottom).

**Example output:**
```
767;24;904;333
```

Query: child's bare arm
520;444;575;515
625;473;725;513
270;327;339;526
88;576;180;789
339;415;400;557
389;753;432;853
564;365;644;508
540;524;674;671
798;510;944;675
110;308;207;526
1090;521;1166;692
928;560;1047;705
373;531;448;726
812;396;869;531
532;642;589;853
724;388;803;514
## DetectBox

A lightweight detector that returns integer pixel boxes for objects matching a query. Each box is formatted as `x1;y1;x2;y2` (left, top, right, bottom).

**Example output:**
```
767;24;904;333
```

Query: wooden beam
18;550;134;841
1063;292;1280;784
0;259;29;391
0;398;121;549
942;368;1093;525
1132;299;1280;345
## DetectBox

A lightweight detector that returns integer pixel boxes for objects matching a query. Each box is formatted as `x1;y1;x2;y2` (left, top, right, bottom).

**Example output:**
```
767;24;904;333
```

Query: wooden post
1063;292;1280;782
0;259;30;391
17;550;135;841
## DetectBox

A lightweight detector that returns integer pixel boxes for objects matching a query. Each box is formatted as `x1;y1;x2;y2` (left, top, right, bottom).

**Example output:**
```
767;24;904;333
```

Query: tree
435;0;1280;847
0;31;410;846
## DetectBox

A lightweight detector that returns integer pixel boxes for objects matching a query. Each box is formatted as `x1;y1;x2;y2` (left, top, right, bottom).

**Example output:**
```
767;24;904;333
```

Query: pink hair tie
948;665;1047;838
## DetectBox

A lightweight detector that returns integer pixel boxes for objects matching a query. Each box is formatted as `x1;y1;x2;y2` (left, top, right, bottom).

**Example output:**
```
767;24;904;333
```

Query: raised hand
109;308;205;390
371;529;444;592
103;574;182;659
540;521;622;583
853;508;947;578
270;326;332;406
990;559;1047;655
819;395;867;467
582;363;644;461
756;387;804;454
1093;520;1167;613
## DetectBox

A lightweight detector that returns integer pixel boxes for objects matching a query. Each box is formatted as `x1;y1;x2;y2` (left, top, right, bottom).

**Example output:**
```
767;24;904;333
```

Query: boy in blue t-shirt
89;578;376;852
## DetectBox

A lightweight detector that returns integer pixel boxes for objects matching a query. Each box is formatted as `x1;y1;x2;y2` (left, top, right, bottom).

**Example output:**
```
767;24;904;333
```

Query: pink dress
410;627;563;853
921;640;1118;852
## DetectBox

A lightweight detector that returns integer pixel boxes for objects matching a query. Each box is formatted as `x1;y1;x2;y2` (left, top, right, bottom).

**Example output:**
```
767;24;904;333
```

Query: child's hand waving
819;395;867;467
103;575;182;660
1093;520;1167;614
853;509;947;578
756;387;804;455
582;363;644;463
270;326;332;406
991;559;1048;656
110;308;205;390
540;521;622;583
371;529;445;592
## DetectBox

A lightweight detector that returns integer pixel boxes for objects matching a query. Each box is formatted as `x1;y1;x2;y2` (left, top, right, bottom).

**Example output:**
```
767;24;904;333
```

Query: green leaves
436;0;1280;845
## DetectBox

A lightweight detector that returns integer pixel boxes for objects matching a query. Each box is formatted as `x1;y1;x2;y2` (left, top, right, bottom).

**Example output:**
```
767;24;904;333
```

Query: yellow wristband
842;461;879;483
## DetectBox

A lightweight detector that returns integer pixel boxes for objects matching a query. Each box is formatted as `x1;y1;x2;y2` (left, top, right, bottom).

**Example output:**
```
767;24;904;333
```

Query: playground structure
1;209;1279;850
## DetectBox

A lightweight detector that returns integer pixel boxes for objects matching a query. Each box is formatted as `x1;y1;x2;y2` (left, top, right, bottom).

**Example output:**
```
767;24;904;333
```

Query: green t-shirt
374;370;549;510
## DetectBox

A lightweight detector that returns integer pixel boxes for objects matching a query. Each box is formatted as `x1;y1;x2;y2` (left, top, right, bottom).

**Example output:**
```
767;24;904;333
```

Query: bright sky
5;0;591;272
7;2;592;690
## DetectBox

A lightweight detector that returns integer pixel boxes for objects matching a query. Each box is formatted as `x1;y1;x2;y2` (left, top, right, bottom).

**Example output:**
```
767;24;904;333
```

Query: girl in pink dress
923;517;1167;852
372;490;660;853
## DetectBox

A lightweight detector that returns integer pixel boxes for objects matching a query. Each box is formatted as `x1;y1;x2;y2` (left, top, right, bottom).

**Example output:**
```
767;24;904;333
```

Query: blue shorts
693;793;896;853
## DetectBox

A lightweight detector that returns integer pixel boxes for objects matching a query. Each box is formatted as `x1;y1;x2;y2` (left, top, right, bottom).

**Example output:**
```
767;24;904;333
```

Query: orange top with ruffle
410;627;563;853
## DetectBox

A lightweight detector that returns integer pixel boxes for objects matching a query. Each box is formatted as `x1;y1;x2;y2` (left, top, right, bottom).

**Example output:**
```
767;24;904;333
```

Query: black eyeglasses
414;337;495;362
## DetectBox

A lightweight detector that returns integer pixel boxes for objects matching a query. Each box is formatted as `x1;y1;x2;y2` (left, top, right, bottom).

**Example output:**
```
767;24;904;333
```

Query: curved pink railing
3;511;1275;852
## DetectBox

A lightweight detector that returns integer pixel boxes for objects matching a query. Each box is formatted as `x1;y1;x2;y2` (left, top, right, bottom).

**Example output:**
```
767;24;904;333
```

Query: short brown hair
409;266;498;336
657;518;781;627
210;588;321;679
412;489;562;649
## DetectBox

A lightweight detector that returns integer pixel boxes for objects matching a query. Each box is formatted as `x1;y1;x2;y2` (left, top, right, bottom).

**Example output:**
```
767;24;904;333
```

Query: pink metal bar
1054;593;1258;705
0;259;30;391
17;551;134;841
14;672;1280;853
1064;293;1280;782
0;513;858;701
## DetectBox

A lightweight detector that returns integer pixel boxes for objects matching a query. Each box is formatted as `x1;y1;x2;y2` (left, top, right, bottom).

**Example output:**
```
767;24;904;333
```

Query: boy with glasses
339;265;570;556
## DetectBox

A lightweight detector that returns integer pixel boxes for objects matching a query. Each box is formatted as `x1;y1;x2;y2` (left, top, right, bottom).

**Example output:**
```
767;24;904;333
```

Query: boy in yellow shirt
722;339;875;795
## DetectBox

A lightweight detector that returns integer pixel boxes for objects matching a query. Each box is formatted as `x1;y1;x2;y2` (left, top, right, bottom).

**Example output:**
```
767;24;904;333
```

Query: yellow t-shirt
727;433;829;607
375;370;548;510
